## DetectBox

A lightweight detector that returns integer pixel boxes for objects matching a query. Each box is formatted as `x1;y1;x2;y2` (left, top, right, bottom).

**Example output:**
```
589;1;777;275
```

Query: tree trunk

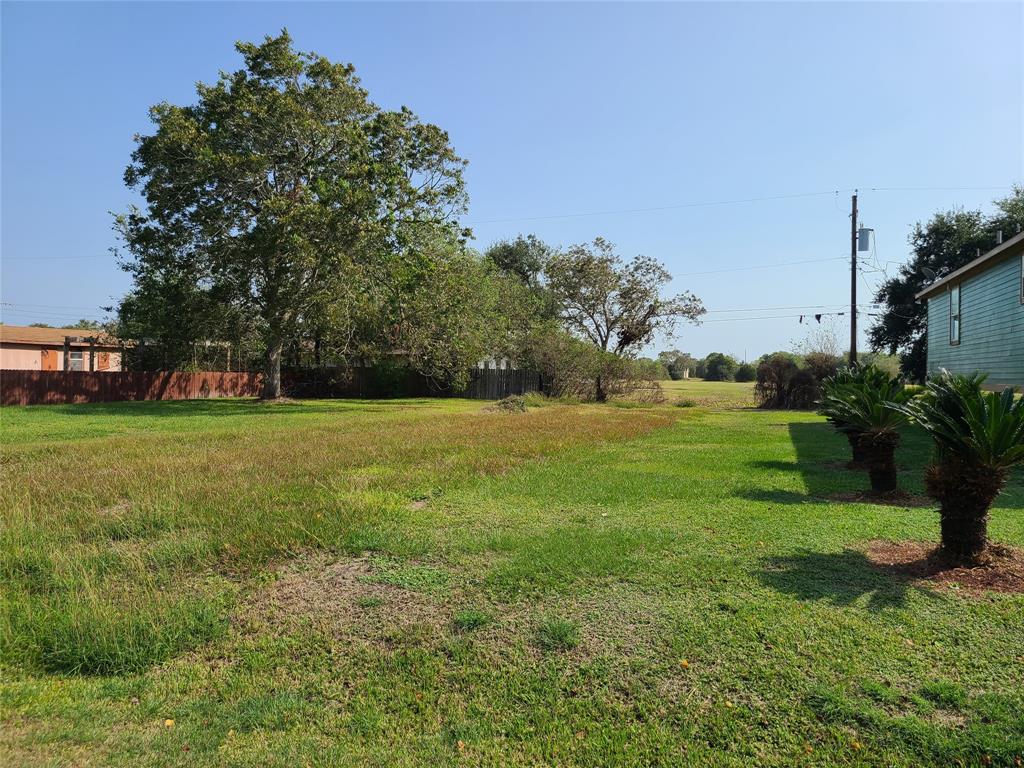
595;374;606;403
925;459;1006;563
844;429;866;465
856;431;900;495
262;338;283;400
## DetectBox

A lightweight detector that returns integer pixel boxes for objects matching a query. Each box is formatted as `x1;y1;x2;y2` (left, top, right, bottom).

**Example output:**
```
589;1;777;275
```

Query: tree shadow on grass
746;420;1023;510
758;548;926;611
736;488;822;505
748;460;802;473
741;421;938;504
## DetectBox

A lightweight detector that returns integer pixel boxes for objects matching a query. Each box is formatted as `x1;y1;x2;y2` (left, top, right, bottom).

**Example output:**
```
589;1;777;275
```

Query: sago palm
819;365;893;466
897;372;1024;562
818;369;912;494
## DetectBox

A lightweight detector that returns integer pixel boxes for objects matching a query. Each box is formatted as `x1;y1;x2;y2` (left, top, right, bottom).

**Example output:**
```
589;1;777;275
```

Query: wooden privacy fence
0;370;263;406
281;366;541;400
0;367;540;406
458;368;541;399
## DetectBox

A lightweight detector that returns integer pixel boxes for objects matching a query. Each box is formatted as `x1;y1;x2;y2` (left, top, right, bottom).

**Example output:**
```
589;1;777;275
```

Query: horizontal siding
926;254;1024;388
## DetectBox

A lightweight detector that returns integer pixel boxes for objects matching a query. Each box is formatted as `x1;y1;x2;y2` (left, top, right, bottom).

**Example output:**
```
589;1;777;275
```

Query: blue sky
2;1;1021;360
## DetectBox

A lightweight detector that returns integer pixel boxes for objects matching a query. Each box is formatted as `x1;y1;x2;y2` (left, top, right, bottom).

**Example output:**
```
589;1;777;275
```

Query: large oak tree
117;31;467;397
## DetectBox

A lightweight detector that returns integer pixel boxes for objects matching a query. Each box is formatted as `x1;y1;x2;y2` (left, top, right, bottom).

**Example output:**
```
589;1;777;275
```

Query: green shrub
734;363;756;382
755;354;810;408
519;323;661;402
494;395;527;412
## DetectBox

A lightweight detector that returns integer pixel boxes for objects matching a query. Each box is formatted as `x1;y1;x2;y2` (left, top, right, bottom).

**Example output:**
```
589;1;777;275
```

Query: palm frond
896;371;1024;470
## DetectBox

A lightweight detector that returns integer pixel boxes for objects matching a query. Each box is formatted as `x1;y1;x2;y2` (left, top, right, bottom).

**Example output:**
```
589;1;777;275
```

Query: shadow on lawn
747;420;1024;509
758;548;921;611
739;421;936;504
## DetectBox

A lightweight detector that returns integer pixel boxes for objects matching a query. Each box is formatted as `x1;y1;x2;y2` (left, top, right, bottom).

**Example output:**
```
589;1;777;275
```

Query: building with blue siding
916;231;1023;388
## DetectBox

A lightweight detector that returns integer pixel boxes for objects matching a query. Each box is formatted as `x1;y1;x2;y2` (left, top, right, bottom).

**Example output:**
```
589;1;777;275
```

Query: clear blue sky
2;1;1021;360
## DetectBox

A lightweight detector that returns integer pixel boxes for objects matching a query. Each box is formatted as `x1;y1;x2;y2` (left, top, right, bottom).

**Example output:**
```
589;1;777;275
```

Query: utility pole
849;191;858;366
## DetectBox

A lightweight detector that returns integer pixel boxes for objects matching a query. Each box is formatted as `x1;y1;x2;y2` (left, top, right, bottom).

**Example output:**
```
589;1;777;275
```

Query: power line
675;256;846;277
0;300;110;312
868;185;1012;193
705;302;876;314
3;254;111;261
467;189;851;225
700;312;846;324
466;184;1014;225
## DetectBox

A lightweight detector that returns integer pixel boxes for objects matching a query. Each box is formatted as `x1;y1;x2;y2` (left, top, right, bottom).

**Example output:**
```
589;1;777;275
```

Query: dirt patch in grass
865;540;1024;596
828;491;932;508
243;554;448;645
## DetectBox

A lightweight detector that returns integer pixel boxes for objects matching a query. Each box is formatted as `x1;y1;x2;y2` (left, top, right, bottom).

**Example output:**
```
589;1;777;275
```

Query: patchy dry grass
2;395;1023;767
660;378;756;408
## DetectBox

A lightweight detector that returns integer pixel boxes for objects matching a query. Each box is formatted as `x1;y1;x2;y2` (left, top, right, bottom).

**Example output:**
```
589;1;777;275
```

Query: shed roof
916;230;1024;300
0;324;121;348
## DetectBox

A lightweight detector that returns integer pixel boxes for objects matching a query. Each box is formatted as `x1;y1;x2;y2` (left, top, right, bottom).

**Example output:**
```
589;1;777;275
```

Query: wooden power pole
849;191;858;366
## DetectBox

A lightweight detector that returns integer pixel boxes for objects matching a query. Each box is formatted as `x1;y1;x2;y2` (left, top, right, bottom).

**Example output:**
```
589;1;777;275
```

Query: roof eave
915;230;1024;301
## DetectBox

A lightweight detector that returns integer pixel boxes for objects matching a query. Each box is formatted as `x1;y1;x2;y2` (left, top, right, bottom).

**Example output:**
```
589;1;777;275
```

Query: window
68;350;83;371
949;284;961;345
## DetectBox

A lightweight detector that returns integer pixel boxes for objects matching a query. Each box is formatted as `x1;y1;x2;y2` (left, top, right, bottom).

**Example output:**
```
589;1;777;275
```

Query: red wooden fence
0;370;263;406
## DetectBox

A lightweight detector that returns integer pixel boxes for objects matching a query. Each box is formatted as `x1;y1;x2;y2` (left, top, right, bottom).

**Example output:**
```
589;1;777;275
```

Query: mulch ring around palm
865;540;1024;596
827;490;932;507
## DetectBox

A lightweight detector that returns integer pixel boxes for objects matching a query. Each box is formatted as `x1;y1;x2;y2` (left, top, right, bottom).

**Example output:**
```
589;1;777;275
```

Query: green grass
1;394;1022;766
533;617;581;652
660;378;756;407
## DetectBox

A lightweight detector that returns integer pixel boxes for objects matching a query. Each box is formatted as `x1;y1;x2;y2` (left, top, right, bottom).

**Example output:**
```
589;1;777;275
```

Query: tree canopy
542;238;704;399
545;238;704;354
117;31;469;397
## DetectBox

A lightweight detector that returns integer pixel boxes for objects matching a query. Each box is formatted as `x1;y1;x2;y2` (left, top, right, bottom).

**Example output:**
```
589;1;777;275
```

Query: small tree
544;238;704;400
898;373;1024;562
703;352;738;382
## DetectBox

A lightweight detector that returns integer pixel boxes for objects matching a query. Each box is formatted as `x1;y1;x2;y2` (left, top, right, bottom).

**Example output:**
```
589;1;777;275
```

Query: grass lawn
1;389;1022;767
659;378;756;408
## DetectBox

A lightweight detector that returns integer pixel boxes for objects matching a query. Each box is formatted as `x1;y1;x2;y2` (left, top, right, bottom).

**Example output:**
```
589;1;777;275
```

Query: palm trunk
857;431;900;495
262;338;284;400
925;459;1006;563
844;429;866;465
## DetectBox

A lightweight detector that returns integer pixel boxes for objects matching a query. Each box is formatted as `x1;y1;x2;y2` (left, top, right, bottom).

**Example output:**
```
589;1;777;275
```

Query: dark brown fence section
458;369;541;399
0;370;263;406
1;367;541;406
281;366;541;400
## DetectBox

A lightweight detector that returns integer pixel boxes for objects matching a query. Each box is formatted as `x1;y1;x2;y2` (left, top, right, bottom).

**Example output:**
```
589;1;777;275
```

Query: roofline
916;230;1024;300
0;339;122;349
